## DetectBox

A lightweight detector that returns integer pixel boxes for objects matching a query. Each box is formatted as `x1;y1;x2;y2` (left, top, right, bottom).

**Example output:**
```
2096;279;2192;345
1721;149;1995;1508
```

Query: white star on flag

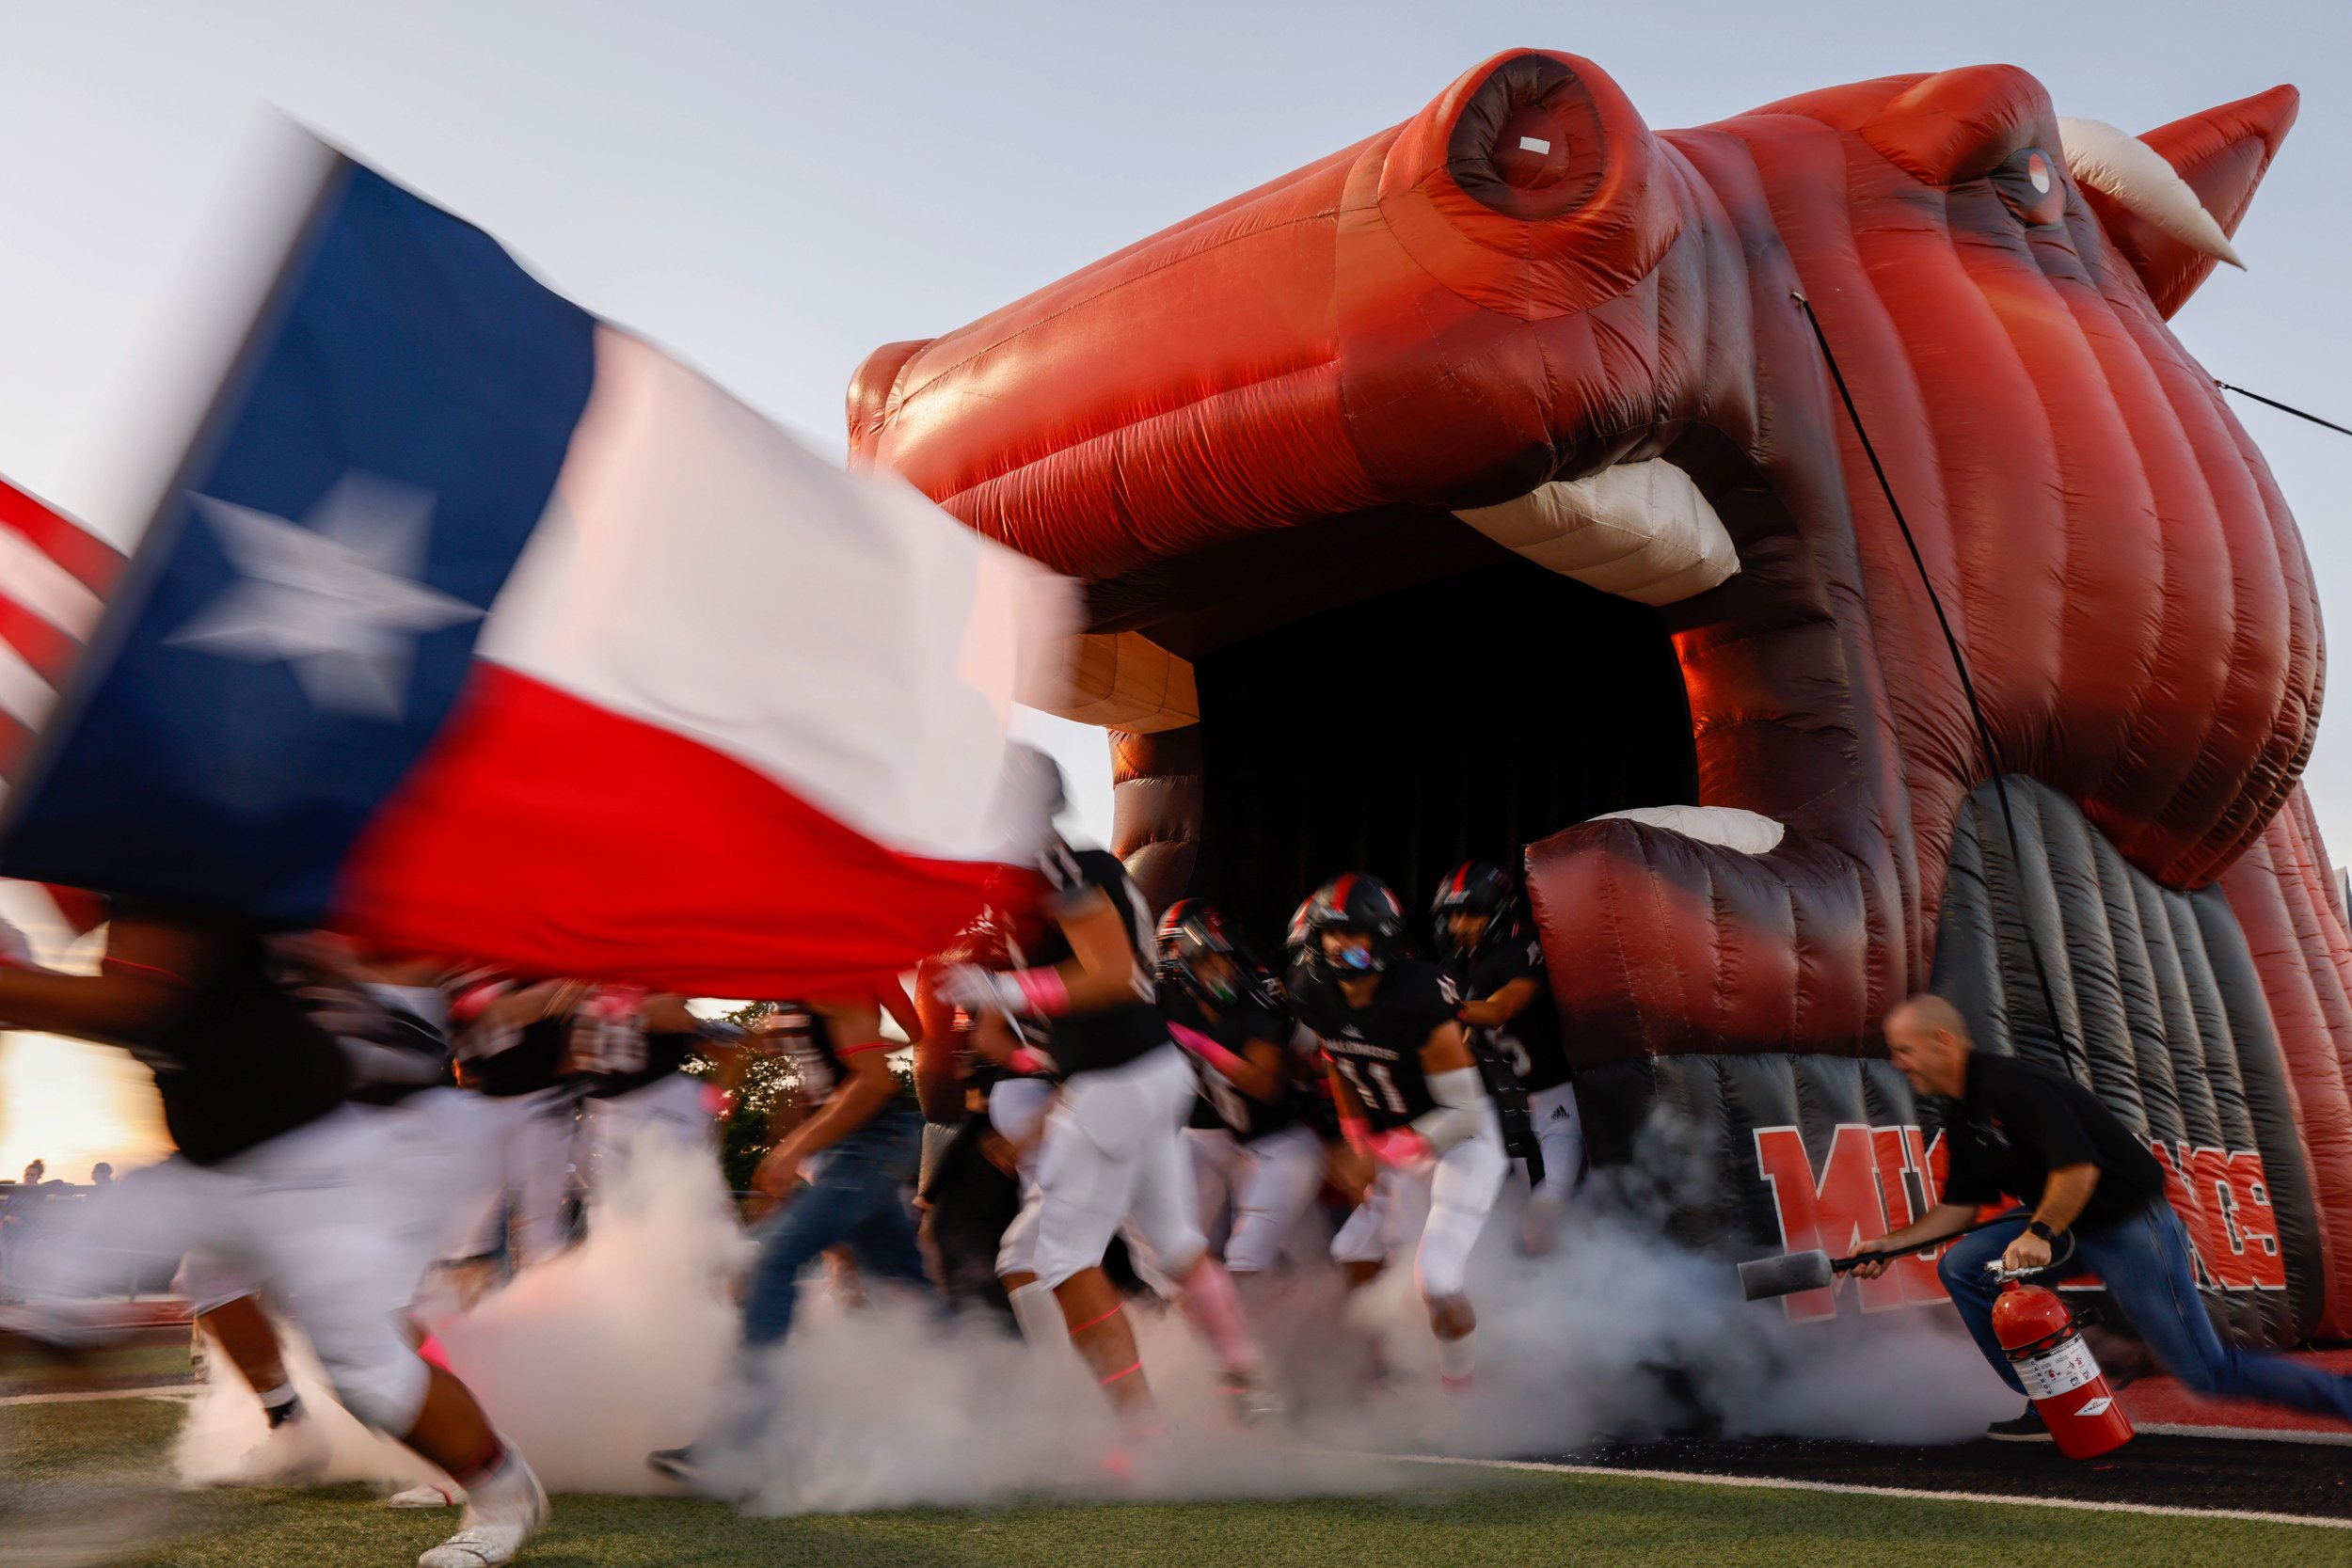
167;472;485;720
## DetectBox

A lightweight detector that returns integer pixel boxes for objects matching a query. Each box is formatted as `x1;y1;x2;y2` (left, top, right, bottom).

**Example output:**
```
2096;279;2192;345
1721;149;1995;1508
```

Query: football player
182;936;496;1499
1431;862;1583;1253
938;751;1279;1440
571;989;729;1204
1291;875;1506;1389
1157;901;1323;1293
445;976;594;1272
0;907;546;1568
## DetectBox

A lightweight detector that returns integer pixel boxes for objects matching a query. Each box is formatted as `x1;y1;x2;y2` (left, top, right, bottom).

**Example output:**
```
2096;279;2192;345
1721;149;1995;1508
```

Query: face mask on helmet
1318;927;1388;975
1306;873;1405;976
1431;861;1517;955
1175;933;1242;1001
1159;900;1246;1002
1436;909;1492;957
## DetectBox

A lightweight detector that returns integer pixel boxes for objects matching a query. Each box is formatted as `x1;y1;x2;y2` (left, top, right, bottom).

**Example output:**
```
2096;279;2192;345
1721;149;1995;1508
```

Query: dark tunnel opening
1187;557;1700;953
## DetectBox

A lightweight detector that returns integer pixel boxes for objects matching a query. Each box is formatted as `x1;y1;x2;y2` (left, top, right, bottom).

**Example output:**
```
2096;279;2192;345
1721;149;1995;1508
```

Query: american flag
0;477;124;782
0;478;125;937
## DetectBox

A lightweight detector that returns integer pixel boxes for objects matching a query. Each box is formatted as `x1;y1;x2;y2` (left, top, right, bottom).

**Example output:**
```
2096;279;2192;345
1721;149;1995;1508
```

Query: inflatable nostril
1991;146;2066;228
1494;106;1575;190
1419;50;1664;242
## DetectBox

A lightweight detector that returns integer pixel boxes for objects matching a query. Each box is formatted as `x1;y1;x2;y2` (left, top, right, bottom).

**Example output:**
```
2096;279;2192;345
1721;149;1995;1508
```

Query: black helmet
1284;895;1315;955
1431;860;1519;956
1156;897;1235;965
1303;873;1406;975
1158;898;1246;1002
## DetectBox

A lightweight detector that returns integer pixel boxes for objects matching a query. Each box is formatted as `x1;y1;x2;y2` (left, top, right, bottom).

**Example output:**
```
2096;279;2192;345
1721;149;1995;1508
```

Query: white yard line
2135;1420;2352;1448
1373;1450;2352;1530
0;1384;195;1407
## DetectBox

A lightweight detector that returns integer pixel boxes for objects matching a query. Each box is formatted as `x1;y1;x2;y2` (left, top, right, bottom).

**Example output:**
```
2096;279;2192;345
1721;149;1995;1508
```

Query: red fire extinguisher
1991;1271;2135;1459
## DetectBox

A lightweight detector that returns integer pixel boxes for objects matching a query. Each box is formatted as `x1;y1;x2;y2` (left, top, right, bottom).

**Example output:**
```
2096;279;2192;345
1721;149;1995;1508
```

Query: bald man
1857;993;2352;1440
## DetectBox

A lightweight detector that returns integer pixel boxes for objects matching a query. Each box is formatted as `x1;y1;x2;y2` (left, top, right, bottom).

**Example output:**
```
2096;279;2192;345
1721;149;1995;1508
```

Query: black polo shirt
1939;1051;2167;1233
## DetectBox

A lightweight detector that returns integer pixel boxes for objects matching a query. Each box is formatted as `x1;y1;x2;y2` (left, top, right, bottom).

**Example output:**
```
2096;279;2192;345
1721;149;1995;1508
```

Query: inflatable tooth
860;57;2339;1347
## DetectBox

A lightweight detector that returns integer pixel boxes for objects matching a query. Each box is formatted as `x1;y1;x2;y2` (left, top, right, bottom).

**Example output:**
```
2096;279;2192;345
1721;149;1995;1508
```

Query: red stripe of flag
0;710;32;783
339;666;1003;998
40;882;107;934
0;594;84;686
0;479;123;595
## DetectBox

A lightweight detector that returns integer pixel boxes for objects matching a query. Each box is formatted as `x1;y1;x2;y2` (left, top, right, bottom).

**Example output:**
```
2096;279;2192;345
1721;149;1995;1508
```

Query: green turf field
6;1397;2347;1568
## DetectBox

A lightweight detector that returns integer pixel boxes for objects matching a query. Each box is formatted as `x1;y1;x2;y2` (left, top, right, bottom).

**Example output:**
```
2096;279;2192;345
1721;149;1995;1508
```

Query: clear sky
0;0;2343;1174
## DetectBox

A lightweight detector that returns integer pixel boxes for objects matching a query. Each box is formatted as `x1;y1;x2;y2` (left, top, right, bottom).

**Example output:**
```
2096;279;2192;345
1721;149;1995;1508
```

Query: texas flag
0;155;1074;997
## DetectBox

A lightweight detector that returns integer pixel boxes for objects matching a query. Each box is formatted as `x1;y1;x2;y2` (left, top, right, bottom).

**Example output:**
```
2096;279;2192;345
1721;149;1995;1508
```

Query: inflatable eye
1992;147;2067;228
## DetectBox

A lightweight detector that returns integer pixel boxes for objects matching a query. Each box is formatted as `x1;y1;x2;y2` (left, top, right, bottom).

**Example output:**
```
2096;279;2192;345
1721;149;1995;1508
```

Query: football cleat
645;1447;707;1486
416;1450;546;1568
1222;1370;1287;1427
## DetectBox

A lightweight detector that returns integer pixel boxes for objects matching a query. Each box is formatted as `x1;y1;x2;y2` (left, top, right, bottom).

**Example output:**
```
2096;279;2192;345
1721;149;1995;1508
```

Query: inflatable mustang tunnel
862;52;2352;1347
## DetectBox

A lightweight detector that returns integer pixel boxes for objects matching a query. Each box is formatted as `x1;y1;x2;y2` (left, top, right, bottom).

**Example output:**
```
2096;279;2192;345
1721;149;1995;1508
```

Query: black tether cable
2217;382;2352;439
1790;292;2083;1072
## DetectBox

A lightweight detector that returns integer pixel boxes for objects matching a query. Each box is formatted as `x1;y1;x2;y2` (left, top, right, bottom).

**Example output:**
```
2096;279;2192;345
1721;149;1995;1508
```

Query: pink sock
1178;1258;1257;1377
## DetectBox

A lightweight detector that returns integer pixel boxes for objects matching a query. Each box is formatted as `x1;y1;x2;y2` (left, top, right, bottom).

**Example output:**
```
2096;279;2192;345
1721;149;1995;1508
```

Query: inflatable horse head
860;57;2344;1337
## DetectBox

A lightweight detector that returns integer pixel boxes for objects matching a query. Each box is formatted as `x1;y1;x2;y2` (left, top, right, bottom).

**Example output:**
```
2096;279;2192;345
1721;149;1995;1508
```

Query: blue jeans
1940;1197;2352;1418
738;1107;930;1348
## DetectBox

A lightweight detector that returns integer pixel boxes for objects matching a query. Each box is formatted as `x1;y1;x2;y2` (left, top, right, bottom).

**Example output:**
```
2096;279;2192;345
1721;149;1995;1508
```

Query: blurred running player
569;988;730;1203
1431;862;1583;1253
937;751;1279;1439
180;935;469;1492
0;907;546;1568
1291;874;1505;1390
187;936;534;1510
446;976;592;1272
1157;901;1322;1296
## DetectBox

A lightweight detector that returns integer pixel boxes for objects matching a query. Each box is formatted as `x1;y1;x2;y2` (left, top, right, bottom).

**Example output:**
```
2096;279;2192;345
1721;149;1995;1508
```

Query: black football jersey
1165;981;1297;1143
1026;844;1168;1077
115;916;349;1166
1293;958;1471;1132
338;982;456;1105
1443;928;1571;1092
463;1011;573;1097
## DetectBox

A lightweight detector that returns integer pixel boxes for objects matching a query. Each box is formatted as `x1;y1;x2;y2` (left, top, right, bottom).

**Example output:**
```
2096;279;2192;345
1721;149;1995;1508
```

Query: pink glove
1169;1022;1252;1083
1366;1127;1434;1169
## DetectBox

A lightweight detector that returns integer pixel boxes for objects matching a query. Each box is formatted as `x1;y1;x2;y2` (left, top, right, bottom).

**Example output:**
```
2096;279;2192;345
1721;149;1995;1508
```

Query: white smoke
174;1329;430;1491
177;1114;2013;1507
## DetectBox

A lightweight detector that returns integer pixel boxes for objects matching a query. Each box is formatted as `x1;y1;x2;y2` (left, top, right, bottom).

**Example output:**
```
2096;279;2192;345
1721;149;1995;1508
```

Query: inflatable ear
2068;86;2297;318
1373;50;1682;319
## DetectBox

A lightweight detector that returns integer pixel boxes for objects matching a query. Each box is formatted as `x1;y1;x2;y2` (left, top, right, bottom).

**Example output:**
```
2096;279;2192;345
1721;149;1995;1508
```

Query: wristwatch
2026;1219;2061;1243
